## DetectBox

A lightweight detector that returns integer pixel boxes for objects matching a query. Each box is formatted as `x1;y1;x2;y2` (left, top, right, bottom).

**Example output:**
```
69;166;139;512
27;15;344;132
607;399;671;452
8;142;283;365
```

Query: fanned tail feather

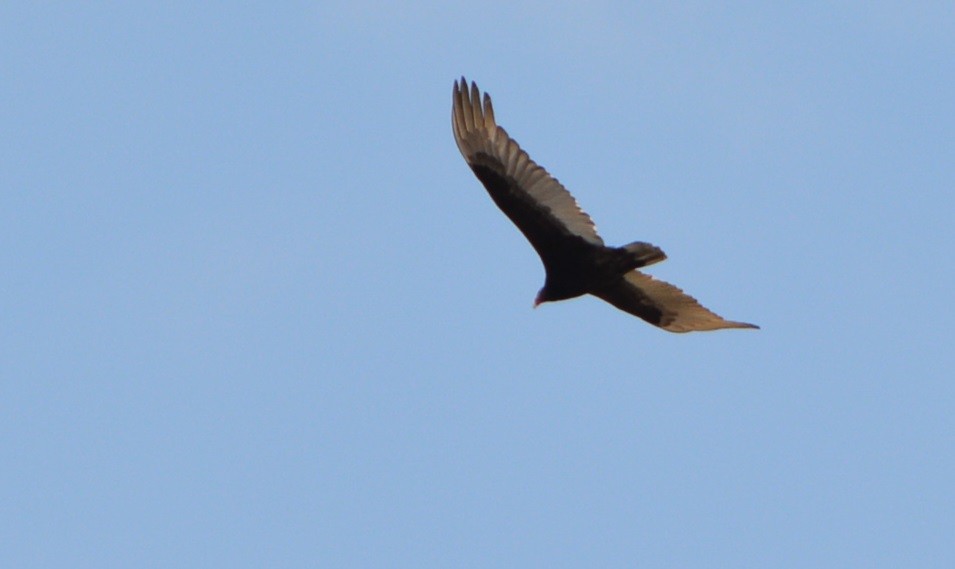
622;241;666;268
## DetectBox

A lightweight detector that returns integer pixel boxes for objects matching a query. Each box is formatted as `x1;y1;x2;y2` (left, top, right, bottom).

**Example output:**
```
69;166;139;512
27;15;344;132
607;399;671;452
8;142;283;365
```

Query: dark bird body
452;78;757;332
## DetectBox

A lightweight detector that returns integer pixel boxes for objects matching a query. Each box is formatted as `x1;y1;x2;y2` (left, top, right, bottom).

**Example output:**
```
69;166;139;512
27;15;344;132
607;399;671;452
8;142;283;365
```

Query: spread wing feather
593;271;760;333
452;78;603;259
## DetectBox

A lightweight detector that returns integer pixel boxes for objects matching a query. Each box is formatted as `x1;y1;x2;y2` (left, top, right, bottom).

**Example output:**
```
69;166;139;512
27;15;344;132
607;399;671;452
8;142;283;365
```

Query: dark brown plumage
452;78;758;332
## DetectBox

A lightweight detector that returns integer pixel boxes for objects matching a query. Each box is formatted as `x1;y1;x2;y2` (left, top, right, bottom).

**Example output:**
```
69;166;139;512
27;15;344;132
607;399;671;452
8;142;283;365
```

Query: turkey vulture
452;78;758;332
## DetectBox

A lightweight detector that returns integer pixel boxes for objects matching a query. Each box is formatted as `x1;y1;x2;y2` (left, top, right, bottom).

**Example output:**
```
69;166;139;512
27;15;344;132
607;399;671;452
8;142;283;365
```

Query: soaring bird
452;78;758;332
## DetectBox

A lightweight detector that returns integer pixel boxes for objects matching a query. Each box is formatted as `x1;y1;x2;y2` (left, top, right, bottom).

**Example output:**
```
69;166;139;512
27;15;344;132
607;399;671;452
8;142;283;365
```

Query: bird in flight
451;78;758;332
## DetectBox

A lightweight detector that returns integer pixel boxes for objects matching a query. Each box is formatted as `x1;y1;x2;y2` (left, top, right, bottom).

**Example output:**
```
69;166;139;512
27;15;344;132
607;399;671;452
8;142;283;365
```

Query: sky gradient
3;3;954;567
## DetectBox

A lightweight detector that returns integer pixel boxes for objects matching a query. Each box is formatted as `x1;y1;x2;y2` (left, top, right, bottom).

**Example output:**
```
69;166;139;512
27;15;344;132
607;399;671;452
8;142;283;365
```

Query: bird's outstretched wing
452;78;603;261
592;270;759;333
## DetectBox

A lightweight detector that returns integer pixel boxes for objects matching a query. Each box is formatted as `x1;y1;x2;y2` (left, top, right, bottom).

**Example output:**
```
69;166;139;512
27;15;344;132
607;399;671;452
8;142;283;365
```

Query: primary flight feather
452;78;757;332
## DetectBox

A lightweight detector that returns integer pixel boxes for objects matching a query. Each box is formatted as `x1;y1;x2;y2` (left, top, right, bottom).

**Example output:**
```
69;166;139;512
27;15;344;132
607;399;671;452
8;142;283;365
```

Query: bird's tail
621;241;667;268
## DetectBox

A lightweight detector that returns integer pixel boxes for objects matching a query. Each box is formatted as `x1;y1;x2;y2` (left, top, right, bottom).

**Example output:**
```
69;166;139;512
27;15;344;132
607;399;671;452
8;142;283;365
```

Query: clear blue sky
3;3;953;567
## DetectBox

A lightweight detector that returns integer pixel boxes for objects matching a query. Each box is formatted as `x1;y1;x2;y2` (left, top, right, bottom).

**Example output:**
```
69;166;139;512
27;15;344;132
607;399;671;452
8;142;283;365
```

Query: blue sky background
3;3;953;567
